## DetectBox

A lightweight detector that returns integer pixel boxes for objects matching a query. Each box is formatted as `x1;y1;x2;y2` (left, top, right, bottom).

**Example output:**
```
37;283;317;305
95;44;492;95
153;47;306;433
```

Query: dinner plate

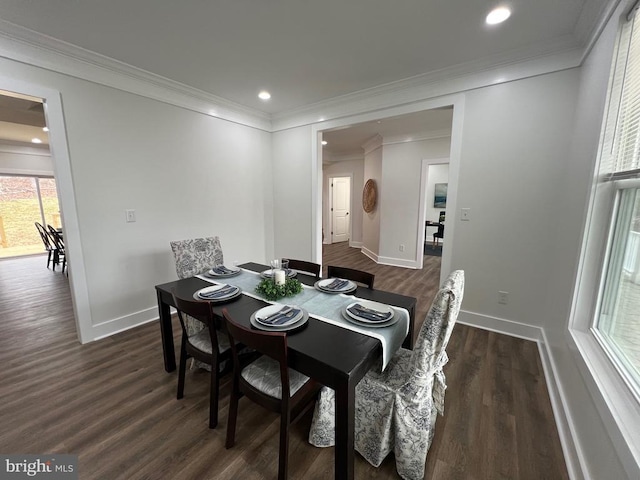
314;278;357;294
250;305;308;332
260;268;297;279
341;306;399;328
206;265;241;278
194;284;241;302
254;304;303;327
345;300;394;324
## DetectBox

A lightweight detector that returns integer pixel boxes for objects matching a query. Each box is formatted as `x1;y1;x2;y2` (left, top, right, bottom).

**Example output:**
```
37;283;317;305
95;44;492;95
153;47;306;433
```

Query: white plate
250;305;309;331
260;269;297;279
314;278;357;293
194;284;241;302
345;300;394;324
206;265;241;277
254;304;303;327
341;307;399;328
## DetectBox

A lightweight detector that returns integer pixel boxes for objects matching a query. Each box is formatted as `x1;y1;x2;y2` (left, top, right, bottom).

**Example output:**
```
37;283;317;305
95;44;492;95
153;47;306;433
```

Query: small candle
274;269;286;286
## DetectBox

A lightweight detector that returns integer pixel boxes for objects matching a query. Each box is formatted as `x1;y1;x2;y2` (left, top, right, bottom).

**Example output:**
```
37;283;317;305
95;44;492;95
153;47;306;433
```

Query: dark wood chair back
285;258;321;278
222;308;320;479
327;265;375;289
35;222;56;268
46;224;66;272
172;293;230;429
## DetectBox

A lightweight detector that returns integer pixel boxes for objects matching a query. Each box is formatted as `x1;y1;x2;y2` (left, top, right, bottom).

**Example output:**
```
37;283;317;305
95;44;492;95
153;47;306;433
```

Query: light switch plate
461;208;471;221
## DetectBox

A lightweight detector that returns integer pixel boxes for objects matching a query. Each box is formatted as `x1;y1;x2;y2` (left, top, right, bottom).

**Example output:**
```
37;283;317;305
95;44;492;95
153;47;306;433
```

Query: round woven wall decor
362;179;377;213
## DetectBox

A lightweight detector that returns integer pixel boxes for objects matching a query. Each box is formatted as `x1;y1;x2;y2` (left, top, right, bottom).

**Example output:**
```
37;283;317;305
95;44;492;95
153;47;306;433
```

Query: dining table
154;262;417;480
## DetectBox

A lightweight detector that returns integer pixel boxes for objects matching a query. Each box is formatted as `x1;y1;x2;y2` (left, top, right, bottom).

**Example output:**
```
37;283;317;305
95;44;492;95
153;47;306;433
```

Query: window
593;7;640;396
0;175;61;258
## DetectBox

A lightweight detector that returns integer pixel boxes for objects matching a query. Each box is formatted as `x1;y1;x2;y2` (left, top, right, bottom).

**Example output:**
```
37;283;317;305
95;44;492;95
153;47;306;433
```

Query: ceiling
322;108;454;161
0;0;610;115
0;92;49;147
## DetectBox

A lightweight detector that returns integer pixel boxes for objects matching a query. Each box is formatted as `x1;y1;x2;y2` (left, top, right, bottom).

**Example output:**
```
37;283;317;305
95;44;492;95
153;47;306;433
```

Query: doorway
330;176;351;243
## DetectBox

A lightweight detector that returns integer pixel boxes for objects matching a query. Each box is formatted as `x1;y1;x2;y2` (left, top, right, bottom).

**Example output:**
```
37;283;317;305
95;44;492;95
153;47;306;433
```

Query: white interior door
331;177;350;243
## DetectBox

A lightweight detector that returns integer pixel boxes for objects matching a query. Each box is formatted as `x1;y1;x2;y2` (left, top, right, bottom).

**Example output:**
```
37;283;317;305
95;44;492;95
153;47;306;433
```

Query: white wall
0;144;53;175
0;56;272;340
323;158;364;246
362;143;382;259
272;126;313;261
379;138;451;265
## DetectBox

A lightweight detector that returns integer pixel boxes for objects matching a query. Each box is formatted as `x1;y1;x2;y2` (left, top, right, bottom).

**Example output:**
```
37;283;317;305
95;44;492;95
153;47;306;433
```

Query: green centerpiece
255;277;302;301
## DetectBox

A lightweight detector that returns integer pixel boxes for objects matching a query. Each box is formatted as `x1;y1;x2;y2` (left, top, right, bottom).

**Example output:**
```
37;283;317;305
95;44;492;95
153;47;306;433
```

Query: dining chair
173;293;234;429
284;258;321;278
170;236;225;349
432;223;444;249
327;265;375;289
308;270;465;480
222;308;321;480
47;224;66;273
35;222;56;269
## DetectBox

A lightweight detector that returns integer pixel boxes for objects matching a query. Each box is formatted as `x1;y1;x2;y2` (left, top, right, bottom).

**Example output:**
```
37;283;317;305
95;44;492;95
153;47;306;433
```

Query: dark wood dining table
154;262;417;480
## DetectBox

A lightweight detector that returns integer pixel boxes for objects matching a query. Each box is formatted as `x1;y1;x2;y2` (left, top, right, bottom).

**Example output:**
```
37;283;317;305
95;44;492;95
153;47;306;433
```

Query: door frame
0;74;92;343
328;174;352;244
416;159;449;269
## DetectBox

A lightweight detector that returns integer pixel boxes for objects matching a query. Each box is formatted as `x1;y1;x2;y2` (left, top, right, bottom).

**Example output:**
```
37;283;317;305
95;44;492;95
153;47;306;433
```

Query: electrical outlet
461;208;471;221
498;291;509;304
125;209;136;223
399;244;405;252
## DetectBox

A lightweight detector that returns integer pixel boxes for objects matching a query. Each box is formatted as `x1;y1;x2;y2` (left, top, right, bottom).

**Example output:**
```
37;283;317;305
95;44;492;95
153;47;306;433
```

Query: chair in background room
432;223;444;249
327;265;375;289
223;309;321;480
35;222;56;269
285;259;321;278
47;224;66;273
309;270;465;480
173;293;234;429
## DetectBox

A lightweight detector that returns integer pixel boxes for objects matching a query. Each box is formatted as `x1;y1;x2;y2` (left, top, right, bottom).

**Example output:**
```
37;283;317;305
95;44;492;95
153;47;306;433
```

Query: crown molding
382;129;451;146
362;134;383;155
0;19;272;132
579;0;624;63
324;152;364;164
272;38;583;132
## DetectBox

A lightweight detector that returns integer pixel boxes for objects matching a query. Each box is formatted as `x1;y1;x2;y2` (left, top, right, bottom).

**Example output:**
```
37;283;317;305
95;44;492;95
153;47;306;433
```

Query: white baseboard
458;309;584;480
456;310;542;341
361;247;379;263
349;241;363;248
377;255;419;269
91;307;159;341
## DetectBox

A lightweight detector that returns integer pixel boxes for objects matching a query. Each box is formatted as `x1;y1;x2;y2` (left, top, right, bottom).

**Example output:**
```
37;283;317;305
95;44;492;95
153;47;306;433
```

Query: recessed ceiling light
322;140;328;146
486;6;511;25
258;91;271;100
42;126;49;132
31;138;42;144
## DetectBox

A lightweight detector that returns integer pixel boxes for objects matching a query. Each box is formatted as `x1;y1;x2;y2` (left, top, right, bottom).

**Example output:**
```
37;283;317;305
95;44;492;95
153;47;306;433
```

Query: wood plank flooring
0;247;568;479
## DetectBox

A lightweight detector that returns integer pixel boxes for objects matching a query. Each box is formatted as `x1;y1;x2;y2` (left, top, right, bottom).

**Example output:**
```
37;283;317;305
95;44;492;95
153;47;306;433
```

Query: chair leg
209;357;219;429
46;251;52;269
278;411;290;480
225;376;240;448
177;336;188;400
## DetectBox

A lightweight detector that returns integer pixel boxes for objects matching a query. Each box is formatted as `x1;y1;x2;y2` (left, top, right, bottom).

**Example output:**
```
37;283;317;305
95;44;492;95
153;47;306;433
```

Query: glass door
0;175;61;258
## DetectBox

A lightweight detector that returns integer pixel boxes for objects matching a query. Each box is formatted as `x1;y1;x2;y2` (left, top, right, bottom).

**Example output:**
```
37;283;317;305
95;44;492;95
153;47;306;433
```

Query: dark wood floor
0;247;568;479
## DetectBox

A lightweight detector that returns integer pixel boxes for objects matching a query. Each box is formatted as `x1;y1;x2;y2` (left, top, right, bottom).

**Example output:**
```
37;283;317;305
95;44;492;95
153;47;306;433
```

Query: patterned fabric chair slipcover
170;236;225;368
308;270;465;480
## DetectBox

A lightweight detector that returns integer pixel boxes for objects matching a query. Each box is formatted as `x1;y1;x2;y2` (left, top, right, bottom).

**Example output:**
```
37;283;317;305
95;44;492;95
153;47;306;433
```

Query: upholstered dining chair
170;236;224;342
327;265;375;289
222;309;321;480
285;258;321;278
173;293;234;429
35;222;56;269
308;270;465;480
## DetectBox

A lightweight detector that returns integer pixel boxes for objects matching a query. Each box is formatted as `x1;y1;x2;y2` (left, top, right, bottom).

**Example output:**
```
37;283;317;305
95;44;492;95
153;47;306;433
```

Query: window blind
601;10;640;178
